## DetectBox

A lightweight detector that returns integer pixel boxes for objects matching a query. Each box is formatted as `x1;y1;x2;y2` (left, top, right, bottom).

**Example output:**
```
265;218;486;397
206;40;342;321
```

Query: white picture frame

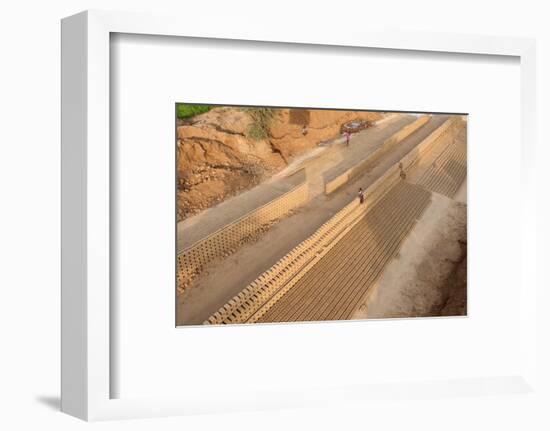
61;9;540;421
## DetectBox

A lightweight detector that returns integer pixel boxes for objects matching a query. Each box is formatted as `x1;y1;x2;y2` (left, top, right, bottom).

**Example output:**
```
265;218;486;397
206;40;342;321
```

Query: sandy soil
454;178;467;203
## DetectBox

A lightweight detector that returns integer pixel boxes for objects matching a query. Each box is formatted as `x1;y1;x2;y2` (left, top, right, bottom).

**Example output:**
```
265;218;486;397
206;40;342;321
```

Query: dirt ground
439;248;467;316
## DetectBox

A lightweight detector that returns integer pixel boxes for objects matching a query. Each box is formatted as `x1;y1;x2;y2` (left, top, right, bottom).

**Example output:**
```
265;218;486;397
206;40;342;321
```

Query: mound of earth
177;107;382;220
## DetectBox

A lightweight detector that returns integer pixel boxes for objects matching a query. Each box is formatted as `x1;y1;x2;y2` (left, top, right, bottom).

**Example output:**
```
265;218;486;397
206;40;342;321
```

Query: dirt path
177;114;449;325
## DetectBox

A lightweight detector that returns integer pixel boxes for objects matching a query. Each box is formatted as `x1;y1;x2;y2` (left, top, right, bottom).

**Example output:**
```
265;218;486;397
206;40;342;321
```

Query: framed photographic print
61;9;542;421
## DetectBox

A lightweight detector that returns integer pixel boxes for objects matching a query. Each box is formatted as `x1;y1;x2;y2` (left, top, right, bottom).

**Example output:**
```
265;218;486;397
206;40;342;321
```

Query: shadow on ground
36;395;60;411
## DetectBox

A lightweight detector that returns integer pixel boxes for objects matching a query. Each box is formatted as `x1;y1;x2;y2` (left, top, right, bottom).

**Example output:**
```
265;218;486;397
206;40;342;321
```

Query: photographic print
176;105;467;326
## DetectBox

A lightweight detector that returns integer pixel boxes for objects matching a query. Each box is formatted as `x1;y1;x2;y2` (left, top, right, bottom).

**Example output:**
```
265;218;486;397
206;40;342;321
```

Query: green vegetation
243;108;276;140
176;104;213;119
176;104;277;140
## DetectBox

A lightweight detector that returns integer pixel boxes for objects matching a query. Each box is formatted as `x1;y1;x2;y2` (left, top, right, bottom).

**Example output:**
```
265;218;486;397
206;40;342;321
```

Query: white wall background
113;33;523;401
1;0;548;430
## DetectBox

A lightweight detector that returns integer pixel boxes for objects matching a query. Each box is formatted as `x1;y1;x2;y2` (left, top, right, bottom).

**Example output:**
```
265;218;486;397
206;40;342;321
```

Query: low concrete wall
177;177;309;288
324;115;430;194
325;171;349;194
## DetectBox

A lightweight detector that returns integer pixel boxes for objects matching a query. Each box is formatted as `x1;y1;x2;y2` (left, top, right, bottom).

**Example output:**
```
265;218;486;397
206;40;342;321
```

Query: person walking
345;131;351;147
358;187;365;204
